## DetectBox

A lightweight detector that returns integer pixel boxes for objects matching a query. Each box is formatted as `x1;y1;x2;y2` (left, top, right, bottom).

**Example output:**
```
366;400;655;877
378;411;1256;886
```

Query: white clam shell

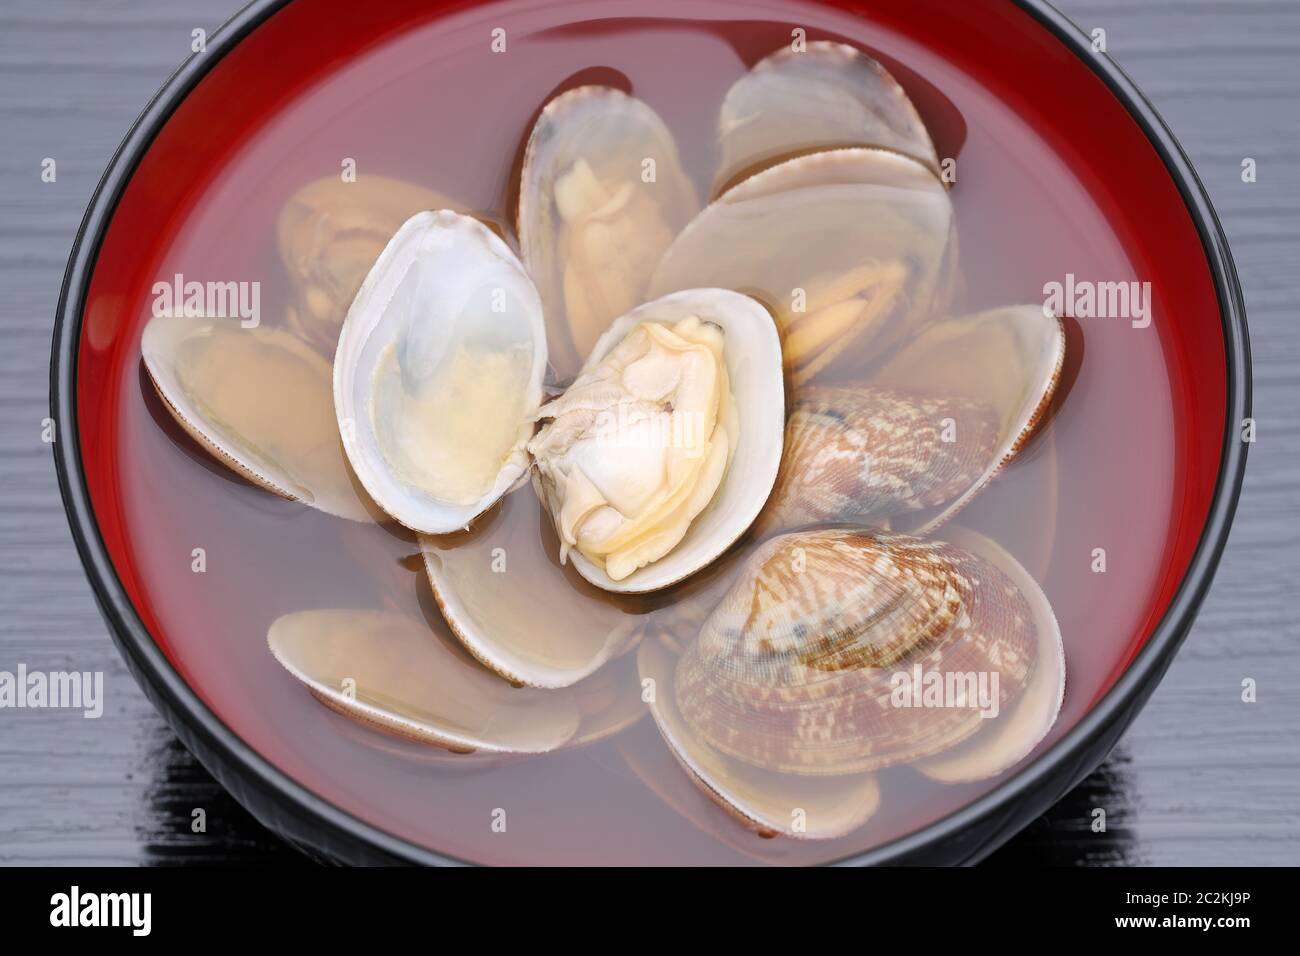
418;490;644;689
333;210;547;534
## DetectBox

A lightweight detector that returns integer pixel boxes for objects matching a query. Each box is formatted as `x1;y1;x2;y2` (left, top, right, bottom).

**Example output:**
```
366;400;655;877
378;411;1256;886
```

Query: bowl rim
50;0;1251;866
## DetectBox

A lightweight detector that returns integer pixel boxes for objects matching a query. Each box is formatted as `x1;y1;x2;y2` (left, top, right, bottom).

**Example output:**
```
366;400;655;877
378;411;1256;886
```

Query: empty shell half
268;609;580;754
714;41;938;195
141;315;381;522
333;210;547;534
419;489;645;688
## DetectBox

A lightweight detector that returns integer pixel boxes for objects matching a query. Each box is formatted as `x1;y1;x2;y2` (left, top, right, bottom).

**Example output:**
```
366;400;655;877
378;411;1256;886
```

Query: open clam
333;210;547;533
670;527;1054;776
519;86;698;374
649;148;955;385
529;288;786;593
714;41;939;196
277;175;461;353
141;315;381;522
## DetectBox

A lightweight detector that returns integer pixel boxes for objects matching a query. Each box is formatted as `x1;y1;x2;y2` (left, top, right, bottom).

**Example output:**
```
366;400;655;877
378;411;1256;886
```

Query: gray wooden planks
0;0;1295;866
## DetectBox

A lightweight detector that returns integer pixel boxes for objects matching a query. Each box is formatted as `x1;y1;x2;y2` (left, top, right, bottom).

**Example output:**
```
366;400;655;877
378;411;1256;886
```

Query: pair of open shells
141;42;1067;843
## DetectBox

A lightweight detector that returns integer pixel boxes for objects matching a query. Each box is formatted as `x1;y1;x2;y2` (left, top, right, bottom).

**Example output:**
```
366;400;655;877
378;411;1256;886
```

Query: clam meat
529;288;785;592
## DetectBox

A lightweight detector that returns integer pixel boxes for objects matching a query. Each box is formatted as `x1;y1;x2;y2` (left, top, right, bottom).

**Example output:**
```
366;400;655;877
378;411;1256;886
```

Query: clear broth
102;0;1186;864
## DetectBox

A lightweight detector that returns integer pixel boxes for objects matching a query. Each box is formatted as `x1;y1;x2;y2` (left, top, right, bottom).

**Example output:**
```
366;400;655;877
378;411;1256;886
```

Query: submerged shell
277;176;459;353
916;528;1065;782
640;638;880;840
419;490;644;689
270;608;645;755
519;86;699;374
649;148;955;385
674;527;1047;775
872;305;1066;533
334;210;547;534
755;385;1000;536
268;609;580;753
714;41;938;195
529;289;785;594
141;315;381;521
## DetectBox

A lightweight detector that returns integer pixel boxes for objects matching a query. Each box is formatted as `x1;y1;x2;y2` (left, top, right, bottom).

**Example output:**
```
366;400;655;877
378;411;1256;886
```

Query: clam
639;637;880;840
649;148;955;384
269;608;645;754
419;489;644;688
268;609;578;753
333;210;547;533
671;527;1054;776
714;41;938;196
528;288;786;593
915;527;1065;782
141;316;381;522
277;175;460;353
754;385;1001;536
518;87;698;373
871;305;1066;533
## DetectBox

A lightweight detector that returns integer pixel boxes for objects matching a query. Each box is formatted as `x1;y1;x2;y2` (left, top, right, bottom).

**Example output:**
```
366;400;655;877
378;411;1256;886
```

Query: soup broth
83;0;1201;865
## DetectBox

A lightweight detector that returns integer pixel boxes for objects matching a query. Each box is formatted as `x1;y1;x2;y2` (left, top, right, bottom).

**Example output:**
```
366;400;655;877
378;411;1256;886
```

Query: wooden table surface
1;0;1296;866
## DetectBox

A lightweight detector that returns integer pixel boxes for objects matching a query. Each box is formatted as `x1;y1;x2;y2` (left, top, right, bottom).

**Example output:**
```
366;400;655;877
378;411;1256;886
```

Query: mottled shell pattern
674;529;1037;775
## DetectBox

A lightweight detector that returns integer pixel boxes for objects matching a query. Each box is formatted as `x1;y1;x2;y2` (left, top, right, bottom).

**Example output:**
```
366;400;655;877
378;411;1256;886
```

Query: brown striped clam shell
754;385;1001;536
673;527;1042;775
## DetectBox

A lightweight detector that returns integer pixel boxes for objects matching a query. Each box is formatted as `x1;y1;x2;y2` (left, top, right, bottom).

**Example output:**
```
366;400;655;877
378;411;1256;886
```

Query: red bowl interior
74;0;1227;864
